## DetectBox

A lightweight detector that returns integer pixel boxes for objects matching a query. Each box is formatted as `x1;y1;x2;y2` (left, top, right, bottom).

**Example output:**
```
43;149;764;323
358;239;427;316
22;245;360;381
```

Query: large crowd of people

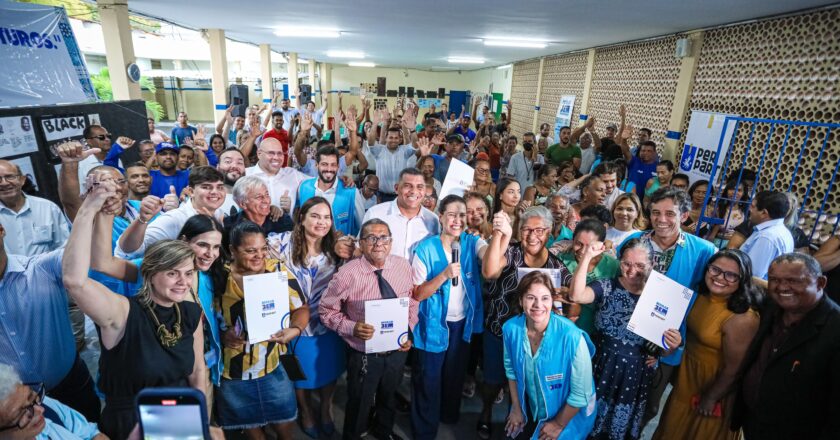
0;92;838;440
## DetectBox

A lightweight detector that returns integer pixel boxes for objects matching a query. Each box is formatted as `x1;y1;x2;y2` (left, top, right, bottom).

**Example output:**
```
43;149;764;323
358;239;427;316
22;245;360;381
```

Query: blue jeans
410;319;469;440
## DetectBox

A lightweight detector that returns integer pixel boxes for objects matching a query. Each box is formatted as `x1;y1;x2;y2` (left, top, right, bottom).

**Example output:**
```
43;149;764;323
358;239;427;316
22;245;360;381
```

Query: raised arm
294;112;314;166
587;118;601;150
61;180;130;349
56;141;99;222
91;209;139;282
116;194;164;257
239;118;264;163
471;98;481;130
482;211;513;280
617;124;634;162
815;236;840;272
216;105;233;137
568;241;603;304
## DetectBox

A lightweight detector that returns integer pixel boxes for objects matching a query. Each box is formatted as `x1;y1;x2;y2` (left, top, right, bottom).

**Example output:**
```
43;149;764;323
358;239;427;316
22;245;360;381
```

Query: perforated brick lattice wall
682;9;840;221
536;52;589;134
587;36;682;150
509;59;541;137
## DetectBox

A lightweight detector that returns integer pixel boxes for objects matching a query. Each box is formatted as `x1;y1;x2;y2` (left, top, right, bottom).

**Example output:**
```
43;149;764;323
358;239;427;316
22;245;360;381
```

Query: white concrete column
96;0;141;100
259;44;273;106
287;52;298;107
207;29;229;125
579;49;596;126
308;59;316;105
532;57;545;132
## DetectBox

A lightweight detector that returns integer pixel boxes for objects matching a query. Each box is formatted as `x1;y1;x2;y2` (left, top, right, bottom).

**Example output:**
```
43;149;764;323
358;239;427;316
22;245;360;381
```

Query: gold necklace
146;303;183;348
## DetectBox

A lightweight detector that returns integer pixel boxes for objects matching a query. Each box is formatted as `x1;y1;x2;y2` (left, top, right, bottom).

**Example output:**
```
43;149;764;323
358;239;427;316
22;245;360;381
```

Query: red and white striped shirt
319;254;419;352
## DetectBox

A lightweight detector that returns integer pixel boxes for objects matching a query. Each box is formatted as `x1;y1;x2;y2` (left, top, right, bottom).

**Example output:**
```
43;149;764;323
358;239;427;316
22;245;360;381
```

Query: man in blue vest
297;146;365;236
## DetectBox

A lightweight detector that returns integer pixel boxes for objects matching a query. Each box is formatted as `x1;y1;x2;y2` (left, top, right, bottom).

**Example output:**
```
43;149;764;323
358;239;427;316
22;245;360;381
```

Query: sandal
477;419;492;439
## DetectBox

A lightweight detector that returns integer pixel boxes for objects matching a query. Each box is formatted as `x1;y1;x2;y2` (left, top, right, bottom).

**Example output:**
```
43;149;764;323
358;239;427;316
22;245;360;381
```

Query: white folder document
438;159;475;200
626;270;693;349
243;271;290;345
364;297;410;353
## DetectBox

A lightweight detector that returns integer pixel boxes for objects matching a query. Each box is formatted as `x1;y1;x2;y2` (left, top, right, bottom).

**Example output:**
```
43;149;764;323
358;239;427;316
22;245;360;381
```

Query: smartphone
136;387;210;440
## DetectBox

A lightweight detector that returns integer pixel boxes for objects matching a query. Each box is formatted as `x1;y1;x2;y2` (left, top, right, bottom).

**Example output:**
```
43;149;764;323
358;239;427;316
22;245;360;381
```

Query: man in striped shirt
320;219;418;440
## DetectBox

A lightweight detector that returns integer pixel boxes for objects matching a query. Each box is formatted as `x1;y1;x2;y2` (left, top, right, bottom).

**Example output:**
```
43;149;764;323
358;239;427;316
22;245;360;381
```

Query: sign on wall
38;113;99;159
0;2;97;108
0;115;38;157
680;110;740;184
553;95;576;141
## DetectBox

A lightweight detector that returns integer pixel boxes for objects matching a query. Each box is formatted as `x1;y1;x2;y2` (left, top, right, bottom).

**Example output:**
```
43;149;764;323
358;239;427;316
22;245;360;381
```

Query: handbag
279;330;307;382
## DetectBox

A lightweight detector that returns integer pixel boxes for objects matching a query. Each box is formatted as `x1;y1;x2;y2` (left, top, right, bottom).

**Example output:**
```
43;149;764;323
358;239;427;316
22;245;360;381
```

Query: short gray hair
770;252;823;279
519;206;554;230
0;363;21;403
232;175;268;206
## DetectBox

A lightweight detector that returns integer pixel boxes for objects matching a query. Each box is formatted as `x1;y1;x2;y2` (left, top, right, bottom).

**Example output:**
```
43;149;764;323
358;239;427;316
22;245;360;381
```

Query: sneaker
462;380;476;398
494;388;504;404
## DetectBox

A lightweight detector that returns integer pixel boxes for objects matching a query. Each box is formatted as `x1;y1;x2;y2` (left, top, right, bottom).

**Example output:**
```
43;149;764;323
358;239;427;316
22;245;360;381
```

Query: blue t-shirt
628;157;658;198
453;126;476;145
149;169;190;198
171;125;198;146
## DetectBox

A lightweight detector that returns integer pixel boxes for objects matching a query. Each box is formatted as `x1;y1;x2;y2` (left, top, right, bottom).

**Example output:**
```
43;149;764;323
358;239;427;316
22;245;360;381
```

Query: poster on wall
553;95;576;141
0;115;38;158
680;110;740;184
38;113;98;159
417;99;442;109
0;1;97;108
10;156;37;190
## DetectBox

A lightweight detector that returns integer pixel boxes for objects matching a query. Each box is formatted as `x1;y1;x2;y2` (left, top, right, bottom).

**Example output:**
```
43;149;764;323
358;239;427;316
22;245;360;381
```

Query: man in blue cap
148;142;189;198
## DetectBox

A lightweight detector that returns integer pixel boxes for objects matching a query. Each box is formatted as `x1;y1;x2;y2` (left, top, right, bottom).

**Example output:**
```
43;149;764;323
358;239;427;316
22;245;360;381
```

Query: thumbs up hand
57;141;99;163
279;189;291;212
162;185;180;212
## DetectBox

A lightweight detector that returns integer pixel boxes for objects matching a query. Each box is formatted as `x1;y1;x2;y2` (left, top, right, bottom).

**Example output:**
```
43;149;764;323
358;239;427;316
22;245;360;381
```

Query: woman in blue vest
266;196;345;438
567;238;682;440
503;270;597;440
90;214;226;406
410;194;488;440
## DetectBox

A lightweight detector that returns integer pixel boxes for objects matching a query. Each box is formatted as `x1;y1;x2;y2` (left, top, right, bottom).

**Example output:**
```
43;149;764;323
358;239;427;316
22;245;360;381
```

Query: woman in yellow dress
653;249;761;440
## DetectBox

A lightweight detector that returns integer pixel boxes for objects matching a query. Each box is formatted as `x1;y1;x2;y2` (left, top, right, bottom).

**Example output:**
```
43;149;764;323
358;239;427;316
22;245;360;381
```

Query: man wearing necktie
319;219;418;440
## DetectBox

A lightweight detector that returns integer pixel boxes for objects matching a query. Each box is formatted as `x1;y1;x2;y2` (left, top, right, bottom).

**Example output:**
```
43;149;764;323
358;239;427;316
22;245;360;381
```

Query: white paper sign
243;271;291;345
679;110;740;184
364;297;410;353
553;95;576;141
438;158;474;200
626;271;693;349
40;115;87;142
0;116;38;158
516;268;567;288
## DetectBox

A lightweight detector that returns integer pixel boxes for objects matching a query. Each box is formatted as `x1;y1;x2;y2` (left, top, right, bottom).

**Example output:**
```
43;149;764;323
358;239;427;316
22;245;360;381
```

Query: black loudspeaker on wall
407;87;415;98
398;86;406;96
377;77;386;96
438;87;446;97
229;84;249;107
299;84;312;105
416;90;425;98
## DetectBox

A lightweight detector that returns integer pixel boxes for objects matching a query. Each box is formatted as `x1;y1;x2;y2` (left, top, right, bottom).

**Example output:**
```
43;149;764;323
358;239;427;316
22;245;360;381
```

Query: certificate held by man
364;297;411;353
627;270;693;349
243;270;291;345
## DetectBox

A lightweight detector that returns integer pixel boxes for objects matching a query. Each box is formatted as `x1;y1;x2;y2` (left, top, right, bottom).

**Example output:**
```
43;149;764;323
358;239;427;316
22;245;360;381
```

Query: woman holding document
217;220;310;440
567;238;682;440
653;250;761;440
268;196;346;438
503;271;597;440
410;194;488;439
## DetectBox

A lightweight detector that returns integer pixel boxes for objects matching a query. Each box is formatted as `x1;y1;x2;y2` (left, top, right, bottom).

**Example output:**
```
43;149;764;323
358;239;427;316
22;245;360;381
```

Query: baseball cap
155;142;178;154
606;123;618;130
446;134;465;144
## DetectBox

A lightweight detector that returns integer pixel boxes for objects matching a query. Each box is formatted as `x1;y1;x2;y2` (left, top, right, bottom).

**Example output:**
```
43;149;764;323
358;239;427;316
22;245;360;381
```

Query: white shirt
246;164;309;210
579;147;596;174
0;196;70;257
300;178;366;232
280;107;300;131
115;200;225;258
219;193;239;217
411;239;487;321
77;154;103;187
604;187;625;210
363;194;378;211
536;134;555;146
368;144;418;195
607;227;640;247
362;200;440;260
305;107;327;137
507;152;545;196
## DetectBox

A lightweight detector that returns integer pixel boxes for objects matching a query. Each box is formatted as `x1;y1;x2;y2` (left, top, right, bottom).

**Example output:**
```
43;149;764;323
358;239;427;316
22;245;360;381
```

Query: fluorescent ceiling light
327;50;364;58
497;64;512;70
274;28;340;38
484;39;547;48
348;61;375;67
447;57;484;64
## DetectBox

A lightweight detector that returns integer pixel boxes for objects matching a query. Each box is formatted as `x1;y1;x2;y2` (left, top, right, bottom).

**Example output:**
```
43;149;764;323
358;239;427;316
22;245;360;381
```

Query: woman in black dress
62;180;206;439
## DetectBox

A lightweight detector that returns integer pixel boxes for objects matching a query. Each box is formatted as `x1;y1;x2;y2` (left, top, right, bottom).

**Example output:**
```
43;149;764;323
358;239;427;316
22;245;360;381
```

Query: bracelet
137;217;149;224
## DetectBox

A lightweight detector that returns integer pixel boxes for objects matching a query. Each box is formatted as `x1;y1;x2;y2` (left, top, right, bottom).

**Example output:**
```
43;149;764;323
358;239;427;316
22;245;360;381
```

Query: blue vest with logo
412;232;484;353
503;314;597;440
298;178;359;236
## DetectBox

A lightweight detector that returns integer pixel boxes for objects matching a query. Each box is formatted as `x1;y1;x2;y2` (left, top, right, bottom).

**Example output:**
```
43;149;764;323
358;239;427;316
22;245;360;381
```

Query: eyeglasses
0;383;44;431
620;261;651;272
360;235;392;245
0;174;21;183
475;168;490;174
87;134;112;141
707;264;741;283
520;227;549;236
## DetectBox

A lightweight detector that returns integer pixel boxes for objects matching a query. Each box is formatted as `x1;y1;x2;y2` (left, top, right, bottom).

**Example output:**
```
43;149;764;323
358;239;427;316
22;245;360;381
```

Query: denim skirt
216;366;298;429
